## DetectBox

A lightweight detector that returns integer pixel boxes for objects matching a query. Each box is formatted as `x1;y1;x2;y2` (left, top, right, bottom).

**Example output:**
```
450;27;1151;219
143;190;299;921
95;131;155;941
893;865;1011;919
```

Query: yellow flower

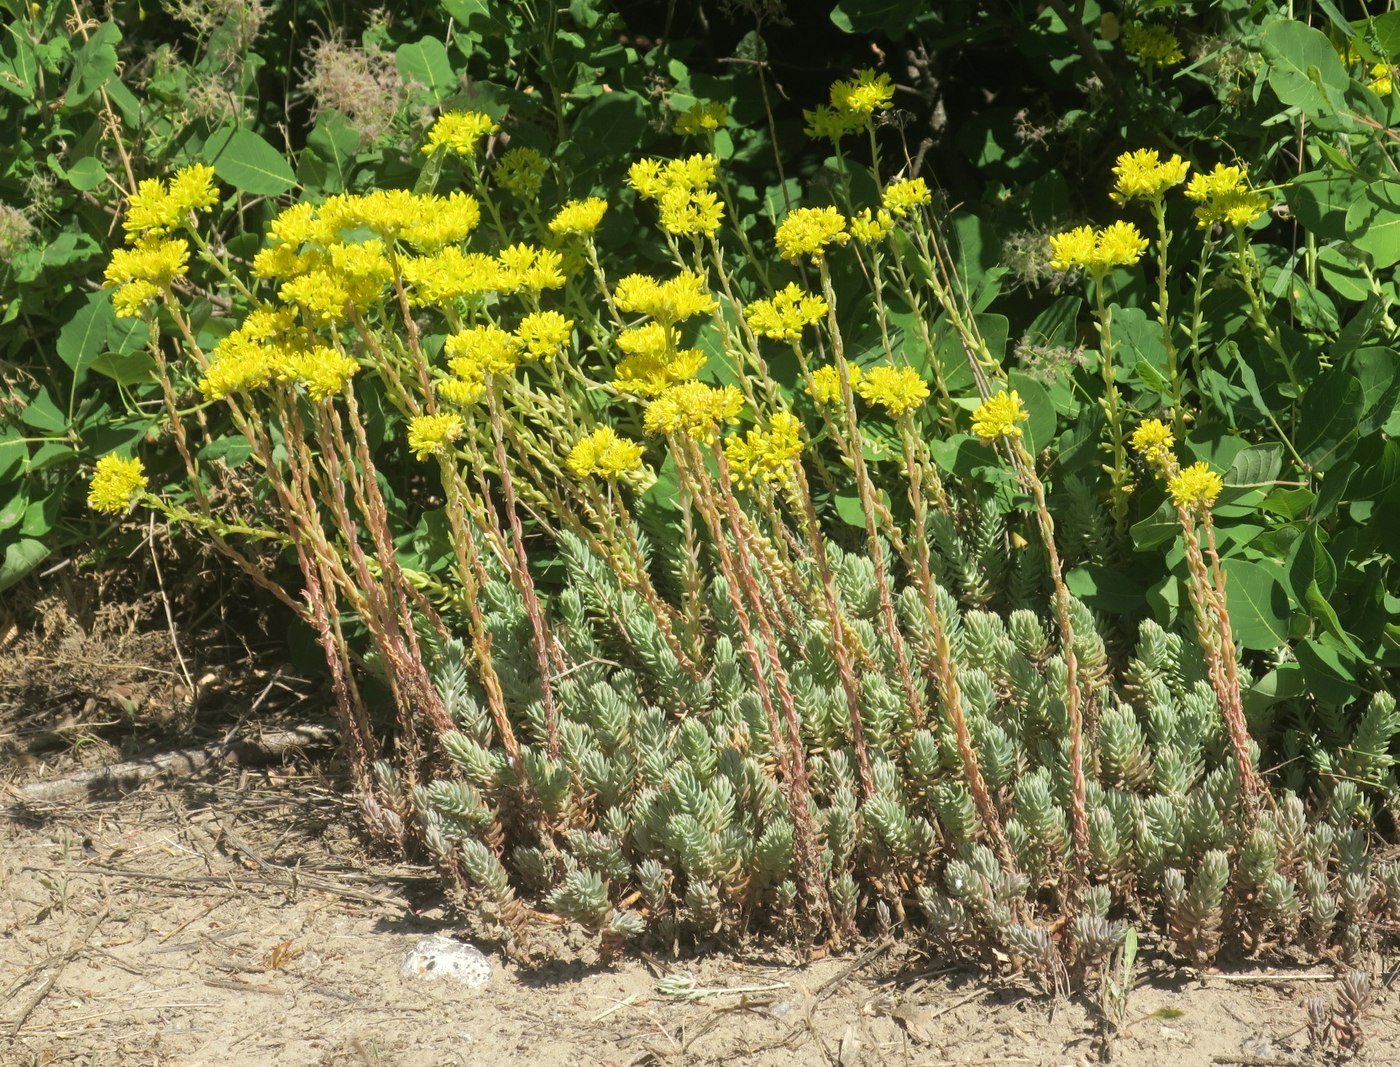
407;413;466;460
496;243;566;292
104;237;190;288
567;426;646;479
1047;221;1147;278
803;104;864;142
1123;22;1183;68
613;349;707;396
882;177;931;218
673;101;729;135
856;364;930;418
269;201;320;247
167;164;219;215
971;390;1028;440
437;376;486;408
422;111;499;156
1167;462;1223;510
808;363;860;405
492;147;550;200
548;197;608;237
627;154;718;201
643;382;743;441
830;69;895;115
279;270;352;324
111;280;161;318
1184;163;1269;229
445;325;523;379
1129;418;1175;469
775;206;848;259
613;271;716;326
848;208;894;244
744;283;828;341
724;411;804;489
657;188;725;238
401;248;503;305
404;191;481;250
1110;149;1190;204
516;310;573;361
87;454;148;513
286;345;359;401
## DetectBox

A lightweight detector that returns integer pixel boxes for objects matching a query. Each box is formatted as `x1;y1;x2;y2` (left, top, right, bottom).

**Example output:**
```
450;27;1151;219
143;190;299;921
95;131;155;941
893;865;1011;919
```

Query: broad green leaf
57;291;116;382
571;92;648;168
1295;637;1360;705
1298;369;1363;465
0;489;25;532
396;36;456;101
1007;371;1055;453
1286;170;1365;240
63;155;109;192
1066;565;1146;615
1288;524;1336;599
1345;180;1400;268
20;386;66;433
207;127;298;196
1221;558;1291;651
1349;347;1400;435
0;538;48;593
1260;20;1349;116
63;20;120;104
1131;498;1178;552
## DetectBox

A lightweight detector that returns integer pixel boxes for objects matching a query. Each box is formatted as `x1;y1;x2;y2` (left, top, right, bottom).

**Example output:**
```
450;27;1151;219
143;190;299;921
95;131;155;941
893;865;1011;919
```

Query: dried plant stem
1180;508;1268;810
819;261;928;728
487;386;563;759
1011;440;1090;899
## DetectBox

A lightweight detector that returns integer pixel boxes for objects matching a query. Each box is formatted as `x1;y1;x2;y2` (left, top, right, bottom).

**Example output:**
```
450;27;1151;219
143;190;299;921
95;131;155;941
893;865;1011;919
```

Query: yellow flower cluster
971;390;1028;440
832;69;896;114
199;308;297;400
516;310;573;361
278;238;393;324
87;454;148;513
628;153;724;238
804;69;895;140
1184;163;1270;229
199;309;362;403
856;364;930;418
809;363;859;405
744;284;828;341
614;270;716;326
124;164;219;238
567;426;646;479
612;323;706;396
496;243;567;293
422;111;499;156
106;167;214;315
775;206;849;259
883;177;931;218
548;197;608;238
1111;149;1190;204
724;411;804;488
1123;22;1184;67
848;208;894;244
407;412;466;460
492;147;550;200
104;237;192;318
1129;418;1175;469
401;249;503;306
673;101;729;135
445;325;523;390
643;382;743;441
1047;220;1148;279
1167;462;1223;510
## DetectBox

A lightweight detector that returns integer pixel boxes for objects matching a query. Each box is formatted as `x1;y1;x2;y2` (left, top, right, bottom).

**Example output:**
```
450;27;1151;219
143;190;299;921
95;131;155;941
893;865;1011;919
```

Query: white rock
401;935;492;987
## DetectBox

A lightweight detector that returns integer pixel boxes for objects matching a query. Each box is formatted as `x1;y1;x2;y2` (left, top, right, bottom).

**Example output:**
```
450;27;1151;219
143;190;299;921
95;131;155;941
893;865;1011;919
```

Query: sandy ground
4;751;1400;1067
